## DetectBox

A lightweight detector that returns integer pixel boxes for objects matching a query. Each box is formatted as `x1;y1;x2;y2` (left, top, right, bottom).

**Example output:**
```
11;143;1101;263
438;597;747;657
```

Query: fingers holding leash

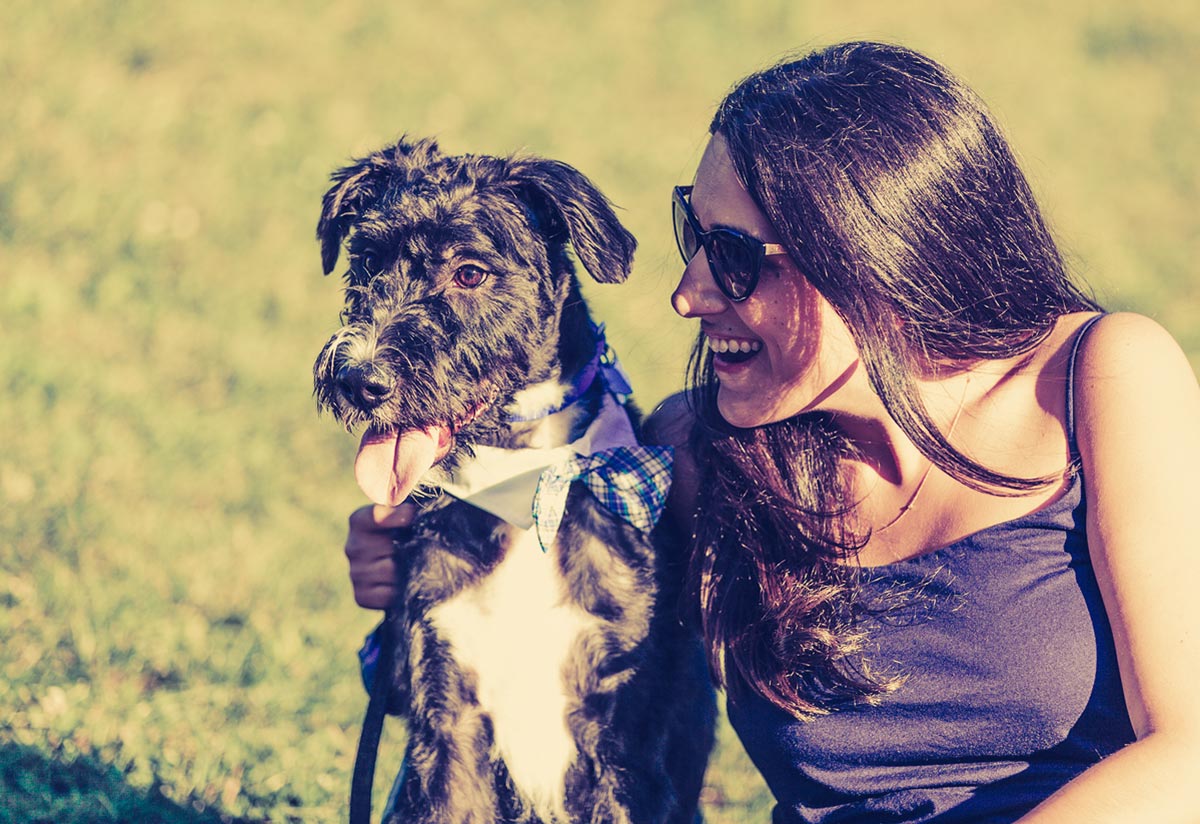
345;503;416;610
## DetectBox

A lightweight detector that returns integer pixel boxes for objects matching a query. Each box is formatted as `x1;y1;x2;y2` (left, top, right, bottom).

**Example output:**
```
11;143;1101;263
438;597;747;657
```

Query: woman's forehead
691;134;782;244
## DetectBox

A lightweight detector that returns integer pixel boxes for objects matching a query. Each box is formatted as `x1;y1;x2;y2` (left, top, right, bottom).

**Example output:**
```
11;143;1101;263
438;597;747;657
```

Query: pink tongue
354;424;451;506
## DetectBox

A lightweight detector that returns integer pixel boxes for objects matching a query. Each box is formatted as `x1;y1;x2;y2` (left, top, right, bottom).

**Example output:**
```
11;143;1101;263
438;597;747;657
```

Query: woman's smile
705;333;763;359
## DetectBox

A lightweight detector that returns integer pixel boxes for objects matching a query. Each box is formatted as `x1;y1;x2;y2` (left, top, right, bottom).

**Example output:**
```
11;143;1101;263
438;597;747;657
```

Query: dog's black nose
336;363;394;409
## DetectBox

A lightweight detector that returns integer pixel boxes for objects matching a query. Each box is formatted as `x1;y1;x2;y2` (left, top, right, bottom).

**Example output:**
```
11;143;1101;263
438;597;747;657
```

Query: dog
313;137;715;824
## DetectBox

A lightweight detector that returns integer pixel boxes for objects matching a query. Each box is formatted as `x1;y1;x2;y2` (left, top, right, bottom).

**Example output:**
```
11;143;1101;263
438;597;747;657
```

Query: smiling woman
652;40;1200;824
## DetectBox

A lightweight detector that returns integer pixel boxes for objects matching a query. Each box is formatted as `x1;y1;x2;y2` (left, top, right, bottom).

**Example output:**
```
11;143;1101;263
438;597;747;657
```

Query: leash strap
349;612;394;824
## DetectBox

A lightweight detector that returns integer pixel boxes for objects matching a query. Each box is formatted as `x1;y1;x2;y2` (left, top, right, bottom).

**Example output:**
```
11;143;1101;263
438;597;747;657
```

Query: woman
345;42;1200;822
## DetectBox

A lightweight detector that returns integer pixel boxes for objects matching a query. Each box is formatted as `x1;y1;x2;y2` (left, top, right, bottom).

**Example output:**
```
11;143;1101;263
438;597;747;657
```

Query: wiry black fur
313;136;715;824
314;137;633;462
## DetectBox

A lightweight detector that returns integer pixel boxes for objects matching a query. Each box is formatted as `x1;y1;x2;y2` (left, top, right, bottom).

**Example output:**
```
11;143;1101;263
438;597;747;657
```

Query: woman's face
671;134;861;428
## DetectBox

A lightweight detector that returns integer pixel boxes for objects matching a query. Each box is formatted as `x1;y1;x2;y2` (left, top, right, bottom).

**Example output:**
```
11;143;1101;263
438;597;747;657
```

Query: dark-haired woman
343;42;1200;823
659;41;1200;823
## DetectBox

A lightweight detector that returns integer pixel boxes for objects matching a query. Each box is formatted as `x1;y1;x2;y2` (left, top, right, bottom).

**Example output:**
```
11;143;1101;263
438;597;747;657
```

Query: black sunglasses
672;185;787;302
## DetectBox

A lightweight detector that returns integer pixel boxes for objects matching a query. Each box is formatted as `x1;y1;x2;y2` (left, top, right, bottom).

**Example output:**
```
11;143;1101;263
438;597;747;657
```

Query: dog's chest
427;527;596;818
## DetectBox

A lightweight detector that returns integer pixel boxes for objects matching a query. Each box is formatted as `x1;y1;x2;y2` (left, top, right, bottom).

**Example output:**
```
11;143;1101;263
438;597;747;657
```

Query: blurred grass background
1;0;1196;821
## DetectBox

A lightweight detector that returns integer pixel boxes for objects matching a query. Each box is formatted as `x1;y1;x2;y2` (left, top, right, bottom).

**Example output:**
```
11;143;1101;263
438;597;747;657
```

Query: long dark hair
689;42;1101;718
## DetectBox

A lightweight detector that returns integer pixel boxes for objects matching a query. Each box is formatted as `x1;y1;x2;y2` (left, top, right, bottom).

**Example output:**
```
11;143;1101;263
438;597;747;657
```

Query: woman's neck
823;361;962;457
831;369;976;498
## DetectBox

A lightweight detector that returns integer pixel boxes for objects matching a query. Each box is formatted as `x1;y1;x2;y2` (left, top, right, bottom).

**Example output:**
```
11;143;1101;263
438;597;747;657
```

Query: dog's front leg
386;527;508;824
384;616;501;824
555;498;678;824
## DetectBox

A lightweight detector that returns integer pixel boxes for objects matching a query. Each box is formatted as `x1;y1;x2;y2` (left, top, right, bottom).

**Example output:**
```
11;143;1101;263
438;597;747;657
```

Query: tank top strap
1065;313;1107;457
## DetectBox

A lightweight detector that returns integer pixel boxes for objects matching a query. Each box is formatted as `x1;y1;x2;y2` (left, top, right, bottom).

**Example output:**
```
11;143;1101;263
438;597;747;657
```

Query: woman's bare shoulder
1073;311;1192;380
1072;312;1198;433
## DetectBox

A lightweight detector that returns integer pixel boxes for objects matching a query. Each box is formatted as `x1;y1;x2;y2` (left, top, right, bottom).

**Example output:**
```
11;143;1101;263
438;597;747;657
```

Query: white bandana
430;393;639;530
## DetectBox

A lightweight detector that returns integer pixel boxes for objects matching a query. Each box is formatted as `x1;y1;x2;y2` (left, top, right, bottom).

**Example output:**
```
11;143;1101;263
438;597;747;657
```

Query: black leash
349;612;394;824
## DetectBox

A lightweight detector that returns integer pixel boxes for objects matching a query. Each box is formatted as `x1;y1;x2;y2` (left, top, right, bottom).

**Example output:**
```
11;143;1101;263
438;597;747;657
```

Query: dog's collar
505;323;633;423
433;391;639;530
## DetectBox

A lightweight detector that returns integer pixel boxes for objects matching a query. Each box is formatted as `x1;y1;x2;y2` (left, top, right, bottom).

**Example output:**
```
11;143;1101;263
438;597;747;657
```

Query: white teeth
706;336;761;354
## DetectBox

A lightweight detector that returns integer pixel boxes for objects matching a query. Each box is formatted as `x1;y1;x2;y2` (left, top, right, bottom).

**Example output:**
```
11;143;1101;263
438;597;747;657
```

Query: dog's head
313;136;636;506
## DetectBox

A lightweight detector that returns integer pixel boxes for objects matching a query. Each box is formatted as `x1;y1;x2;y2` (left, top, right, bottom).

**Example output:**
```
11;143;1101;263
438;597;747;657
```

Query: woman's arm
643;391;701;533
1019;313;1200;822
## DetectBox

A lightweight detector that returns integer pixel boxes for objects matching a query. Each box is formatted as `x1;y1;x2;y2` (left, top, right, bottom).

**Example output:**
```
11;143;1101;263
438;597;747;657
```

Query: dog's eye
453;265;489;289
358;251;381;277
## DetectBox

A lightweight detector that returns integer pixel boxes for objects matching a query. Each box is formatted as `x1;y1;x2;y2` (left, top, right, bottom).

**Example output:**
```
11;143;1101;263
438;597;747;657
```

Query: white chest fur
427;528;596;820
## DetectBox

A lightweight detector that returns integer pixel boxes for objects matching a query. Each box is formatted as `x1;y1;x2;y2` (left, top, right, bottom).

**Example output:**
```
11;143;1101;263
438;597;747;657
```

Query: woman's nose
671;252;726;318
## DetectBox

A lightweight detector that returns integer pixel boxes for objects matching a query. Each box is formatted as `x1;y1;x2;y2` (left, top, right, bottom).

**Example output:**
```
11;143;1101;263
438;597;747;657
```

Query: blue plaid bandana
532;445;674;552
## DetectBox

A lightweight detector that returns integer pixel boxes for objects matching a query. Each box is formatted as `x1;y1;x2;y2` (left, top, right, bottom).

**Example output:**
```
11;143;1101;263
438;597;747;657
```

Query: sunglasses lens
673;195;700;264
708;233;759;300
672;187;762;301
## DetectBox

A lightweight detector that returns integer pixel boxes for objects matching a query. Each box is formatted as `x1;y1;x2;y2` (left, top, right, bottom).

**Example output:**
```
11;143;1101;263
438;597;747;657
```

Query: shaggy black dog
314;137;715;824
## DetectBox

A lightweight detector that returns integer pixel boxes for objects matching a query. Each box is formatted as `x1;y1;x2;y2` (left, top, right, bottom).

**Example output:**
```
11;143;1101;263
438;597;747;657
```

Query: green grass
1;0;1196;821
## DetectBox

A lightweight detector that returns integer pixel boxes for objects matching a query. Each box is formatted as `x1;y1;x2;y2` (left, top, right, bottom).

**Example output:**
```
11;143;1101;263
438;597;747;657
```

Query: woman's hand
345;503;416;609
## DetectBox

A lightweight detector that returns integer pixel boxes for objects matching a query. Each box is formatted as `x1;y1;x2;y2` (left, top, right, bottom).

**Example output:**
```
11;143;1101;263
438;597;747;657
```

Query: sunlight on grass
2;0;1196;820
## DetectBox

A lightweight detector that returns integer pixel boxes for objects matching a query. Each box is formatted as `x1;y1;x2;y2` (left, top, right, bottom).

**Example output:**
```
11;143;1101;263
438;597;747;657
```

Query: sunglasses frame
673;185;787;302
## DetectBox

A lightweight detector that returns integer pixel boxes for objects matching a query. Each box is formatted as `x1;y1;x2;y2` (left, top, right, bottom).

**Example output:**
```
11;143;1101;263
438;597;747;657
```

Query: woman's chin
717;391;788;430
715;376;820;429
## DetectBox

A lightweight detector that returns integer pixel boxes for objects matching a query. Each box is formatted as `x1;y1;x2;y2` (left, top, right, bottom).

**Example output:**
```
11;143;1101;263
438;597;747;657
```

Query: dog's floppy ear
317;160;379;275
316;137;442;275
506;159;637;284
